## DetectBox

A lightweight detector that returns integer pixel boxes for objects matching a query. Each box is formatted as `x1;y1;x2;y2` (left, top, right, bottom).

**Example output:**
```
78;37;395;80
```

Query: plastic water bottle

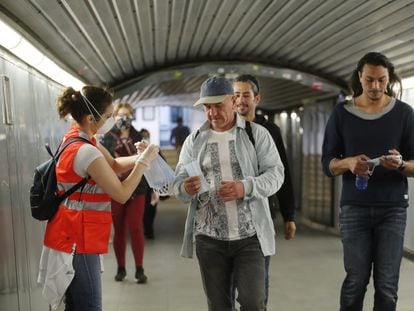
355;175;368;190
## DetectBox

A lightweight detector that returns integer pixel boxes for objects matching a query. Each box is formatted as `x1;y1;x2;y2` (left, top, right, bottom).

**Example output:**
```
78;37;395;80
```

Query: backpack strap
55;137;91;160
194;121;255;146
51;137;92;201
245;121;255;147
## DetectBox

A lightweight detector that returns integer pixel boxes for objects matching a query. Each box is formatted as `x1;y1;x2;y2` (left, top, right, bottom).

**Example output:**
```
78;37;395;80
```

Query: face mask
81;90;114;134
116;116;132;130
97;116;116;134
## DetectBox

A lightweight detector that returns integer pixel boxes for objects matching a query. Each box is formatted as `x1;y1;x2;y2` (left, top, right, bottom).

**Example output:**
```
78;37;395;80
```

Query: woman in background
101;103;150;283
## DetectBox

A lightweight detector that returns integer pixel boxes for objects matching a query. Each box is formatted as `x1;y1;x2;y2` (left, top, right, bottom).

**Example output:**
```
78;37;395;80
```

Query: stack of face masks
143;155;175;196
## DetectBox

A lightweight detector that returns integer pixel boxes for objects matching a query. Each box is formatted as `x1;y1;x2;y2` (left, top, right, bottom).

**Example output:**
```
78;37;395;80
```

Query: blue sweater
321;99;414;207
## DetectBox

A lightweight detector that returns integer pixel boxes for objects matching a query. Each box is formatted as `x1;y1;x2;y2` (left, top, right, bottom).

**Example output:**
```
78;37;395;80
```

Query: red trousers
111;194;145;267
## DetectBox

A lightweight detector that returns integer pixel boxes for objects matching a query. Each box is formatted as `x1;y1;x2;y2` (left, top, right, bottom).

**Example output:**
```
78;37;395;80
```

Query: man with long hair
322;52;414;310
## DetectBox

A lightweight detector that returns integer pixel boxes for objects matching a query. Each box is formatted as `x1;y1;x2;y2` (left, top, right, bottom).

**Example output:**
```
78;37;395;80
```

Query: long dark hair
350;52;402;99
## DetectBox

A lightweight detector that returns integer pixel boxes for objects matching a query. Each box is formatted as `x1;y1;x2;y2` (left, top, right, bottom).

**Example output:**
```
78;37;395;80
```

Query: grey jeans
196;234;266;311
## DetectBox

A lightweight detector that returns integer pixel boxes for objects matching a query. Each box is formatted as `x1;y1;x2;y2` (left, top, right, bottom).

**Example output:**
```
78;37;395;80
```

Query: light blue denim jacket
173;114;284;258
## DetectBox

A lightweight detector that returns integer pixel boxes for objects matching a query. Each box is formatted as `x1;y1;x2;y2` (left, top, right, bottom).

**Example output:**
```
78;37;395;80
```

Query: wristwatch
398;160;406;172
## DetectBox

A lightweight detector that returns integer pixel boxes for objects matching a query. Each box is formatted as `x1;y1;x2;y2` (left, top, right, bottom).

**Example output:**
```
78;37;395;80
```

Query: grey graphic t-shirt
194;127;256;240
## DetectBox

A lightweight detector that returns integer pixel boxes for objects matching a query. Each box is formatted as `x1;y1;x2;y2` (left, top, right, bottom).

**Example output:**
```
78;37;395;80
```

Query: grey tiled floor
102;199;414;311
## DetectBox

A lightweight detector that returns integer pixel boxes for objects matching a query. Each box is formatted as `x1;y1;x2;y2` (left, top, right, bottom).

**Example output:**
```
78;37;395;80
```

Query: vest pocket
82;211;112;253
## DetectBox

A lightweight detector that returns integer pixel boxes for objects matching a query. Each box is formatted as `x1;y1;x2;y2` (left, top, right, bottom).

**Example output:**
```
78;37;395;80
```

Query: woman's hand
136;144;159;167
135;140;149;155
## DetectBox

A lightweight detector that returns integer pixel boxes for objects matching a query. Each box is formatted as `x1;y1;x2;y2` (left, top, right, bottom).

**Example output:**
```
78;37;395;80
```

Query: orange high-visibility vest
44;125;112;254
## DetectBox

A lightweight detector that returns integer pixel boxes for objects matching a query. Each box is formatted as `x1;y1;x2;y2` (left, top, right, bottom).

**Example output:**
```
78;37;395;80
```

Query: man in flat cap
173;76;285;311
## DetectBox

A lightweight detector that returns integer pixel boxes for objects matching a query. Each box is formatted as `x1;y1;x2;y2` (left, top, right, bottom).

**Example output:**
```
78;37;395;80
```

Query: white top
73;143;103;177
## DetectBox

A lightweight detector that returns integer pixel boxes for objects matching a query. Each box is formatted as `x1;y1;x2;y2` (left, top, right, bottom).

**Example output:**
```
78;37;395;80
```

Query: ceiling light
0;20;21;49
0;18;84;89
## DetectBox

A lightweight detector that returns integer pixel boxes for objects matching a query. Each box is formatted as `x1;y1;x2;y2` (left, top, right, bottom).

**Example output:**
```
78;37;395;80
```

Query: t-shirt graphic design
195;129;255;240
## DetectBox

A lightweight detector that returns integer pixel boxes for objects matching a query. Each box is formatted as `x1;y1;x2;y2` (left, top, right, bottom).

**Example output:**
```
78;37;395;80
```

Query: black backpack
30;137;91;221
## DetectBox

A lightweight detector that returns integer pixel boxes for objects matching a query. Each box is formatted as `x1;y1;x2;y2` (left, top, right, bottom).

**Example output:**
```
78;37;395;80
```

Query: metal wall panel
274;109;303;211
0;72;19;311
301;99;335;226
0;50;65;311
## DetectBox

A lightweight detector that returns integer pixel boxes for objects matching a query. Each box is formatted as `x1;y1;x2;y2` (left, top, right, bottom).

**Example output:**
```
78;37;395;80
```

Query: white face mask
81;90;114;134
97;116;116;134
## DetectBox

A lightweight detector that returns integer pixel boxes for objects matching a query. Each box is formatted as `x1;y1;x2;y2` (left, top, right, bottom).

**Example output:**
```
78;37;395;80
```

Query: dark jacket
101;126;149;195
254;115;295;221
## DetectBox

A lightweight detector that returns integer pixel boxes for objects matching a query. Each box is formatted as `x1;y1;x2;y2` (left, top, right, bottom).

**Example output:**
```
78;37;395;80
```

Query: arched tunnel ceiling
1;0;414;110
113;63;341;110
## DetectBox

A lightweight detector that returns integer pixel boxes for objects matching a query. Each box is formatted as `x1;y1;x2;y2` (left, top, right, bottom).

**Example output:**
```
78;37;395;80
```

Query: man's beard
237;105;251;116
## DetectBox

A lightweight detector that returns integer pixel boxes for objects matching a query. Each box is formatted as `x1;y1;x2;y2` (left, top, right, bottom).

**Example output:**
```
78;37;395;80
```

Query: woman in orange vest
39;86;158;311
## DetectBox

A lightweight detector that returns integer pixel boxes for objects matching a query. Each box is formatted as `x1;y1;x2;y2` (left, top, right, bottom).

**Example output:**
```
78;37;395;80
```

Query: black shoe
145;231;155;240
135;267;147;284
114;267;126;282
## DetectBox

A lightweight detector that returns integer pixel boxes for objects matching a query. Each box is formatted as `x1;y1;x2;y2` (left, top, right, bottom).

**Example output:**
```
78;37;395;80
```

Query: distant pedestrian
170;116;190;157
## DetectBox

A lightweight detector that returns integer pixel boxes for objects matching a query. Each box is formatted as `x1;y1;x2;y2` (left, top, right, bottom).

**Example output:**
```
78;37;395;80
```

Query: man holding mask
173;76;284;310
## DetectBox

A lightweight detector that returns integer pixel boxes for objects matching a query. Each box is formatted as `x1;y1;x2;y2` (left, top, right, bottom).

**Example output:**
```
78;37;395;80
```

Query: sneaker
114;267;126;282
135;267;147;284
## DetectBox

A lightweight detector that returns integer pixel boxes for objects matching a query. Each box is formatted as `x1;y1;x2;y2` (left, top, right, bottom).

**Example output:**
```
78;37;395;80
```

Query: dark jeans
65;253;102;311
196;234;266;311
339;205;407;311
